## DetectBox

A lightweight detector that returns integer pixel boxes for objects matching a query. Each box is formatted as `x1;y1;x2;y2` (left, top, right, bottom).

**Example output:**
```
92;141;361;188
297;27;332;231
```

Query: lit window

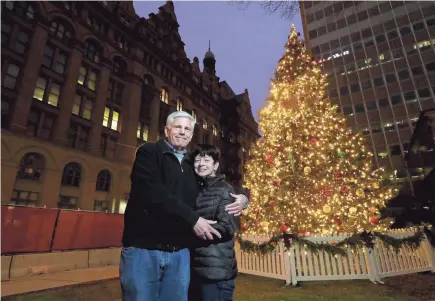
160;88;169;103
137;123;149;141
33;77;60;107
73;94;93;120
88;71;96;90
377;150;389;158
33;77;47;101
212;125;218;136
176;98;183;111
191;110;197;121
203;119;208;130
102;107;120;131
78;67;86;85
48;83;60;107
77;66;97;91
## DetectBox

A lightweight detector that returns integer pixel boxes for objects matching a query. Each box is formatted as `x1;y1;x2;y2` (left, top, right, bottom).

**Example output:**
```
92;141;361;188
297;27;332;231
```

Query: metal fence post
48;209;61;252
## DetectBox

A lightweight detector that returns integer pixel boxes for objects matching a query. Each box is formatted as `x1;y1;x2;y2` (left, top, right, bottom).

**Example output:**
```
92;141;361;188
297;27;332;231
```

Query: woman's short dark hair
192;144;221;163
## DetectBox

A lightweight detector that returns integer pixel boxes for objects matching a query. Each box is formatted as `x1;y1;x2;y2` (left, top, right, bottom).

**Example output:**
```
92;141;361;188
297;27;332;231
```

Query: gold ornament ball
356;188;365;197
349;207;357;215
372;182;380;189
322;204;331;214
304;166;312;174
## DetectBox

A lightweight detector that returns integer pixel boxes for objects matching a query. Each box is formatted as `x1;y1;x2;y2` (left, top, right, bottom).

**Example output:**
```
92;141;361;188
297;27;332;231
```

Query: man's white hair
166;111;196;128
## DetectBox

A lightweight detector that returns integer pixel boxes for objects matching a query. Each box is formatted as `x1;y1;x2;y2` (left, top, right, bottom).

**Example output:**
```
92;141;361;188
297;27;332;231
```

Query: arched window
84;40;101;63
113;57;126;76
202;119;208;130
18;153;44;180
212;125;218;136
160;88;169;104
96;169;111;192
61;162;81;187
4;2;35;20
176;98;183;111
50;19;72;44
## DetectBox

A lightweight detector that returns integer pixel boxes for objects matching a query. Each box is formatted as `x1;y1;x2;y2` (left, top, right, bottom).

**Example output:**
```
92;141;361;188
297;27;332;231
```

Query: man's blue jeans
120;247;190;301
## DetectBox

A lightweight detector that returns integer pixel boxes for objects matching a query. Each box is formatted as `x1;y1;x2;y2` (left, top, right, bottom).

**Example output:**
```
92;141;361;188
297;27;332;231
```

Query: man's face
165;117;193;149
194;155;219;177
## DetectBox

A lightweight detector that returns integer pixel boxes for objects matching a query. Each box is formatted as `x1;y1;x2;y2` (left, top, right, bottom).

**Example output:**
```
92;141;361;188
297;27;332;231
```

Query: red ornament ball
265;153;274;164
280;225;289;232
335;172;343;180
310;138;318;144
369;216;379;225
241;224;248;231
277;145;285;151
334;218;342;226
269;201;275;207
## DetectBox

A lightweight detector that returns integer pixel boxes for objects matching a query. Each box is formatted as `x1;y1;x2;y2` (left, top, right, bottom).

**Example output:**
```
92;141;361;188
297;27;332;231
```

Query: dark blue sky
133;1;303;120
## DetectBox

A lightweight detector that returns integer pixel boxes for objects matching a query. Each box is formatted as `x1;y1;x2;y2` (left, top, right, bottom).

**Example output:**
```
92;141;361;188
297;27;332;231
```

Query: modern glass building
300;1;435;191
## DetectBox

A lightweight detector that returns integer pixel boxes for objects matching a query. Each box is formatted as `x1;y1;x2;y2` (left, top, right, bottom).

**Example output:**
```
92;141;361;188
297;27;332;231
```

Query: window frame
102;106;120;131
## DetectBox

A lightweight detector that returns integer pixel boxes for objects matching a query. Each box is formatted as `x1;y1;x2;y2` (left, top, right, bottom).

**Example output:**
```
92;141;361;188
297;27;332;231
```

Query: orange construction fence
1;205;124;254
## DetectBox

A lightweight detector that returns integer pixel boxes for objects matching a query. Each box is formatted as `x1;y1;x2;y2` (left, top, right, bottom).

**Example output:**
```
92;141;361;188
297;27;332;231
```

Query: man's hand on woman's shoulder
225;193;248;216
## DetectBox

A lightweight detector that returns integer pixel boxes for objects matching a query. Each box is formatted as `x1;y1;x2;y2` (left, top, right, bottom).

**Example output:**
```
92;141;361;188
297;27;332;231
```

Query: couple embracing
120;111;250;301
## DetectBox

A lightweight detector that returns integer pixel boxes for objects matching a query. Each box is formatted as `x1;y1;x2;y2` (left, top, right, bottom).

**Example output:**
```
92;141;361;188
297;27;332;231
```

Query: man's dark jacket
191;175;239;281
122;139;200;249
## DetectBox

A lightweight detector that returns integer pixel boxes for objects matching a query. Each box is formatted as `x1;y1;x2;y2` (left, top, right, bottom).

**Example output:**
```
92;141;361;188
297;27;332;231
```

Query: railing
1;205;123;254
235;229;435;285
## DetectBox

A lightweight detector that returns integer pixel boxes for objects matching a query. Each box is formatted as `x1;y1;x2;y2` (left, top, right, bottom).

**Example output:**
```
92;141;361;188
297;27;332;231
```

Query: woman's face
194;154;219;177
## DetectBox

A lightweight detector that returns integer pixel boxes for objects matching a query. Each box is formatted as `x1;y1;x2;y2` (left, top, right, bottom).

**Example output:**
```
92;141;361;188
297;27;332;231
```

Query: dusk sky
133;1;303;120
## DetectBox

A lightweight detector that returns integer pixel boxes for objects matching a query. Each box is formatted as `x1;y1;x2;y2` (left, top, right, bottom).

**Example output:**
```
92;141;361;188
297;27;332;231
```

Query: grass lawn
4;273;434;301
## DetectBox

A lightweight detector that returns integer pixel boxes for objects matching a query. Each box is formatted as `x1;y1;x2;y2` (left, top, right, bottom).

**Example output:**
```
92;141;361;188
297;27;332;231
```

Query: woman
189;144;239;301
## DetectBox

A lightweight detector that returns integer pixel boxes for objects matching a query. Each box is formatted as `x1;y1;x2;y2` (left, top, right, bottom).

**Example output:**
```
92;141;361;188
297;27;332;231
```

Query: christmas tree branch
237;228;431;256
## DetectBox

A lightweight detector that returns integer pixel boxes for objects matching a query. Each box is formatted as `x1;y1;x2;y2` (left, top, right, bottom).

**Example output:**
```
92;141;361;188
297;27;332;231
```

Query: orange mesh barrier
1;206;59;254
50;210;124;251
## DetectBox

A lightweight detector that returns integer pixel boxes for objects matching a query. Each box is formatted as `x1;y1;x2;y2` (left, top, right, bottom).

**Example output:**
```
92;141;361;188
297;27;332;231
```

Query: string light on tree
241;25;393;237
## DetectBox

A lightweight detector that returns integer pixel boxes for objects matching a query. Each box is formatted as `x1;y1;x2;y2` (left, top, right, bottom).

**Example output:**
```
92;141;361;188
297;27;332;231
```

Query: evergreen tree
242;26;393;237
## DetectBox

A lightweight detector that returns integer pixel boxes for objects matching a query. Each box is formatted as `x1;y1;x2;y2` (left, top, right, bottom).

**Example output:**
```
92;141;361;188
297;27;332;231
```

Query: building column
196;124;204;144
10;24;49;134
79;180;97;211
148;89;161;142
87;60;111;155
39;168;62;208
53;42;84;146
208;132;214;144
116;72;142;162
1;163;18;204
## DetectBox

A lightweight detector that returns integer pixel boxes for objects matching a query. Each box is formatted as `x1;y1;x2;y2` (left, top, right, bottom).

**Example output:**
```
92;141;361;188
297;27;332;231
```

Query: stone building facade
1;1;259;213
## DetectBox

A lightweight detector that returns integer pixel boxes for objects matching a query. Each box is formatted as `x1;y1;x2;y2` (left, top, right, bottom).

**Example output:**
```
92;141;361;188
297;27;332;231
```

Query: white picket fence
235;229;435;286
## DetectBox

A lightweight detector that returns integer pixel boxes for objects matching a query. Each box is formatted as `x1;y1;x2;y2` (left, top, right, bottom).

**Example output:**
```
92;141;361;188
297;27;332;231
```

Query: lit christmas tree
242;25;393;237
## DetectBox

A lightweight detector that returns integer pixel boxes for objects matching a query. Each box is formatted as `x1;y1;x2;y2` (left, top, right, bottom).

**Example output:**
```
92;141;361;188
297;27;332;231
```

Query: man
120;111;248;301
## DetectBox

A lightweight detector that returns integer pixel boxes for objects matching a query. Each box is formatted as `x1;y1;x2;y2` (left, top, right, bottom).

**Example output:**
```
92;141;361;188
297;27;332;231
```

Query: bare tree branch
229;1;299;21
259;1;299;21
229;1;253;11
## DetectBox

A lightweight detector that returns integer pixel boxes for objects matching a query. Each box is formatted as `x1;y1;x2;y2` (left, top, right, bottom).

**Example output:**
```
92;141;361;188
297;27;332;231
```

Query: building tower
203;41;216;74
300;1;435;192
